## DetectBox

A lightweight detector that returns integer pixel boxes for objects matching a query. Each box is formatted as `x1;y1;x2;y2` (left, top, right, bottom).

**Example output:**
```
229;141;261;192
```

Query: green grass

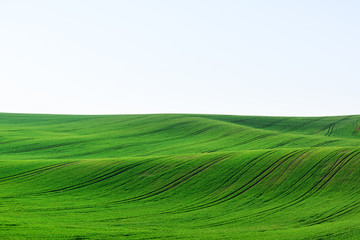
1;113;360;239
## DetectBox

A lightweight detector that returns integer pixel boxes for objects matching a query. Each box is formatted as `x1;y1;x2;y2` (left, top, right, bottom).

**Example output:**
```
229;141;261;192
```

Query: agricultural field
0;113;360;239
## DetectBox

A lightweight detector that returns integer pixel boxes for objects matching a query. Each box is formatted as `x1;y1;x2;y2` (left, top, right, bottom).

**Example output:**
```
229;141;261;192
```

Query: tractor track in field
355;120;360;134
324;116;352;137
102;162;171;192
263;150;338;202
110;153;233;204
5;141;86;154
325;123;336;136
173;151;275;209
166;150;302;214
311;140;339;147
199;149;360;228
260;118;287;128
214;150;359;227
209;151;274;195
108;150;304;221
252;150;311;201
145;127;248;156
271;137;304;148
0;161;78;183
305;200;360;226
65;124;237;158
269;149;360;212
103;151;274;221
287;117;325;132
40;161;146;194
113;150;303;221
211;132;279;153
235;133;277;146
96;162;170;197
305;231;348;240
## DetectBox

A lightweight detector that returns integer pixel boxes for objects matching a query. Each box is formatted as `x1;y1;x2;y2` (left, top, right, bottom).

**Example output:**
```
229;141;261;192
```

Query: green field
1;113;360;239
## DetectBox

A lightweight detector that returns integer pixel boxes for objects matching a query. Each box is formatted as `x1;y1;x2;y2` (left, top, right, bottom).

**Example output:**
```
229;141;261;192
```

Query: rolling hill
0;113;360;239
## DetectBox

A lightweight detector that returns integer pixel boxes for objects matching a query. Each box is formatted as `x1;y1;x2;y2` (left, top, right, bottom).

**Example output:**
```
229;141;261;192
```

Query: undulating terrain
1;113;360;239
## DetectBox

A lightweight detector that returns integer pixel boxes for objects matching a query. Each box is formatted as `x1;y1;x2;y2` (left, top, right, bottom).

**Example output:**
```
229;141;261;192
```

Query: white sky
1;1;359;116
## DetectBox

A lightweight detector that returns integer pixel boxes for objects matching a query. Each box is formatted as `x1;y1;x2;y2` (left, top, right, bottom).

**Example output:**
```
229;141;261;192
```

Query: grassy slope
0;113;360;239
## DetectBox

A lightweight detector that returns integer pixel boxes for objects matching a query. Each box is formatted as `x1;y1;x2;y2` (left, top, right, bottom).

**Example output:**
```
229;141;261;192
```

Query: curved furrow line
5;141;86;154
164;151;275;211
0;137;34;145
41;161;146;194
65;123;233;158
199;150;360;228
235;133;277;146
305;231;348;240
183;150;301;211
65;161;123;182
306;201;360;226
289;150;360;203
175;131;276;155
273;148;360;204
144;127;246;156
186;125;215;136
167;150;302;214
240;150;345;212
254;149;360;212
312;140;339;147
62;140;175;158
108;118;223;140
265;150;339;202
198;150;355;227
287;117;324;132
251;150;312;201
161;151;275;211
112;154;232;204
273;151;309;182
112;154;232;203
325;123;336;137
210;151;274;195
355;120;360;134
104;151;275;221
324;116;352;137
0;161;78;183
138;163;169;177
271;137;304;148
260;118;287;128
97;163;170;198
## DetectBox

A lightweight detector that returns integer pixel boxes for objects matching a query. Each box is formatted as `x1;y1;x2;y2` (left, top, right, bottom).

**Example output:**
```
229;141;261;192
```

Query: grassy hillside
0;113;360;239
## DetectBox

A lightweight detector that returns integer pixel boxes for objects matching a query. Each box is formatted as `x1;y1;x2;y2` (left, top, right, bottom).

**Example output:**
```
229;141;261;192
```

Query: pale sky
1;1;359;116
